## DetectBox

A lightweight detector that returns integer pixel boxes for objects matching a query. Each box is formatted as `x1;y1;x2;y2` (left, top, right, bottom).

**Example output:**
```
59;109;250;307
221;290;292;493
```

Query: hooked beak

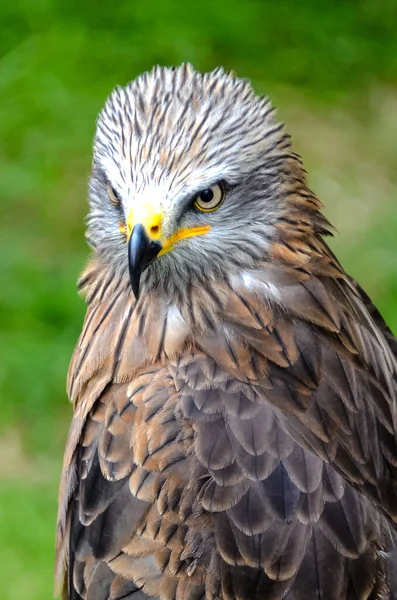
124;199;211;299
128;224;162;299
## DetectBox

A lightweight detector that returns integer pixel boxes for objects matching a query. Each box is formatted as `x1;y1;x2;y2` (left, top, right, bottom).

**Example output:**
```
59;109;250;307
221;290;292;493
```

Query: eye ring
194;183;225;212
107;183;121;207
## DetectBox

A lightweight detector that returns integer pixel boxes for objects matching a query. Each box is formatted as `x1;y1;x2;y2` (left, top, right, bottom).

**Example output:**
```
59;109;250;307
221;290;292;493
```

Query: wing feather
58;235;397;599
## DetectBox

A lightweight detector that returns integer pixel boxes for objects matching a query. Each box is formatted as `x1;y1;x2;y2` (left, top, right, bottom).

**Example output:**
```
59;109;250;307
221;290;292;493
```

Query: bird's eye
107;184;121;207
194;183;225;212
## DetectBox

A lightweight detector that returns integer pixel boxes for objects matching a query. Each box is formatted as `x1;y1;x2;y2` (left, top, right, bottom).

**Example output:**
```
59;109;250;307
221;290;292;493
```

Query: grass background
0;1;396;598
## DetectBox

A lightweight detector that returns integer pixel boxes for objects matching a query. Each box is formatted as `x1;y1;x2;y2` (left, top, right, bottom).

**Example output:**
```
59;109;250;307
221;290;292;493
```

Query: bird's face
87;64;294;299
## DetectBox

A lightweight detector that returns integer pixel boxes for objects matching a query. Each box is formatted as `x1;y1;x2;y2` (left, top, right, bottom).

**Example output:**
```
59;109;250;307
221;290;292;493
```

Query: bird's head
87;64;309;299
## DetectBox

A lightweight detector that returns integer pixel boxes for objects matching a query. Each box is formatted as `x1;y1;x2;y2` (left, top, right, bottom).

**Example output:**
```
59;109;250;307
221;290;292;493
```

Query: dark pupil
199;188;214;203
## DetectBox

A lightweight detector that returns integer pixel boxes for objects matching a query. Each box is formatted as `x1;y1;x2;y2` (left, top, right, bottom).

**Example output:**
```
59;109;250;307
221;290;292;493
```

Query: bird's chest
128;348;289;515
125;348;307;594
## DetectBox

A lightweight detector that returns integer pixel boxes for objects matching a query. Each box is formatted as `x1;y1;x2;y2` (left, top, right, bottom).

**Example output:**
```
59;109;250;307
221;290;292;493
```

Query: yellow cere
124;203;210;255
126;204;163;240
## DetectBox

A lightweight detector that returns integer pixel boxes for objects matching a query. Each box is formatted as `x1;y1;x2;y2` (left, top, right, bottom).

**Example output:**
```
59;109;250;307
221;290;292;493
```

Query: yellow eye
107;183;121;207
194;183;225;212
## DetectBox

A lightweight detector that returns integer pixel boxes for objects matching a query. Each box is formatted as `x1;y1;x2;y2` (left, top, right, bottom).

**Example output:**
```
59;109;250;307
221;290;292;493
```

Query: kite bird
55;64;397;600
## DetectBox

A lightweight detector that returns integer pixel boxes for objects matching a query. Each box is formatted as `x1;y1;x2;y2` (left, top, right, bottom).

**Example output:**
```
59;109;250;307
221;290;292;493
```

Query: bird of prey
55;64;397;600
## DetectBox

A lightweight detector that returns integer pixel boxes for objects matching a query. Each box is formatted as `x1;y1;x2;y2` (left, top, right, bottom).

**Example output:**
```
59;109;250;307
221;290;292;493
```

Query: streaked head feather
87;64;316;296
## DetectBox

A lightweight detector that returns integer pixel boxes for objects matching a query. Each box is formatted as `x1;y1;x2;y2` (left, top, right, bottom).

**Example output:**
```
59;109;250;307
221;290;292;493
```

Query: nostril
151;225;159;236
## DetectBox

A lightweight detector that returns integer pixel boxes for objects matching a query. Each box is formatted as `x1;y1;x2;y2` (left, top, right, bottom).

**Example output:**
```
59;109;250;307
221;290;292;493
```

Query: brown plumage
55;64;397;600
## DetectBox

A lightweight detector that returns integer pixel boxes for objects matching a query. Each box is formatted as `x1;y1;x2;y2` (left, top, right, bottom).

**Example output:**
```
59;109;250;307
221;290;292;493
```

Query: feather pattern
56;65;397;600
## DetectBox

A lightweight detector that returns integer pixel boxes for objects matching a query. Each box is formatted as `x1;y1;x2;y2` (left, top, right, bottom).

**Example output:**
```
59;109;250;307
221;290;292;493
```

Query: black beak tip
128;224;161;299
129;271;141;300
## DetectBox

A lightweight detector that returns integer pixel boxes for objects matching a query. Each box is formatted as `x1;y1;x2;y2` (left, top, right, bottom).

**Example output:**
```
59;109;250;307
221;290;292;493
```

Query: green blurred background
0;1;396;598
